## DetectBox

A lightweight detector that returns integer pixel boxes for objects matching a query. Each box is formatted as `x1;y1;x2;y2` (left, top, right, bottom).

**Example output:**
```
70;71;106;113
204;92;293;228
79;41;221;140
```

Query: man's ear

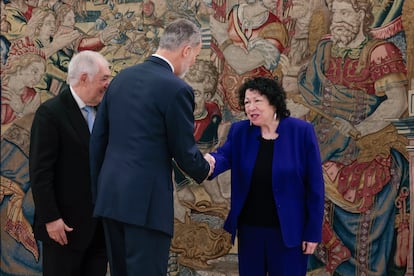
80;72;88;84
182;45;192;57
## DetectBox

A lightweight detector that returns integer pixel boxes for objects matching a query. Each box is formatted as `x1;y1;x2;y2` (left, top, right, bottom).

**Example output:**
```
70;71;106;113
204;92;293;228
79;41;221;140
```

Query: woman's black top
239;136;280;227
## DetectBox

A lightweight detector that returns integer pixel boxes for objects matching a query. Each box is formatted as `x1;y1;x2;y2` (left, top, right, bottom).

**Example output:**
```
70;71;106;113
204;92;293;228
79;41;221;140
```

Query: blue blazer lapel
242;125;261;190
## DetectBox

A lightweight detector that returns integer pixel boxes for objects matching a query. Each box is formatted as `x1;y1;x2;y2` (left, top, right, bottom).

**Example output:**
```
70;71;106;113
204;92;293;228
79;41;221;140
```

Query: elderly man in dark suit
30;50;112;276
90;18;215;276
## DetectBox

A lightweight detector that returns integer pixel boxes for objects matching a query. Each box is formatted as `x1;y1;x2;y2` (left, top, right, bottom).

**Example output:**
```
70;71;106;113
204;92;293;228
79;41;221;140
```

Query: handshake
204;153;216;177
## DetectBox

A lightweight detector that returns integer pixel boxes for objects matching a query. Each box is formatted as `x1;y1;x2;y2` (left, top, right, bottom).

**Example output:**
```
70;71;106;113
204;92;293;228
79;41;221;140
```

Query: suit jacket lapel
59;86;90;148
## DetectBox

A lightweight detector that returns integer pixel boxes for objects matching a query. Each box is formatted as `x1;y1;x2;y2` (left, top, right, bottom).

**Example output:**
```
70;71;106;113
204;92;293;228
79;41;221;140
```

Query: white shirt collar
152;54;175;73
69;86;87;109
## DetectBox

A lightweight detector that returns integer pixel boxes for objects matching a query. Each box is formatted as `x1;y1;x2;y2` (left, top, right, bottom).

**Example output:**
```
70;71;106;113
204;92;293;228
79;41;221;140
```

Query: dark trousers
102;218;171;276
238;224;308;276
42;224;107;276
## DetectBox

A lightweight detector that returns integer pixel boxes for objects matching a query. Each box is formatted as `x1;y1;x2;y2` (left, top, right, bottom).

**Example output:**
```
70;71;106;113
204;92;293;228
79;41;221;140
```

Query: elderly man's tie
83;106;95;133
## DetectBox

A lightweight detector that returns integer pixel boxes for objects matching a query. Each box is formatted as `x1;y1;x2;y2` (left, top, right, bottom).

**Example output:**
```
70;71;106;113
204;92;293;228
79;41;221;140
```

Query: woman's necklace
261;120;279;140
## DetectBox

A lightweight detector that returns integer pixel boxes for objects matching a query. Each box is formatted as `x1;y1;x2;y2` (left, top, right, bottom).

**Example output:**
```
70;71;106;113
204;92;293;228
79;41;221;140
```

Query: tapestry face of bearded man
330;1;362;47
298;0;410;275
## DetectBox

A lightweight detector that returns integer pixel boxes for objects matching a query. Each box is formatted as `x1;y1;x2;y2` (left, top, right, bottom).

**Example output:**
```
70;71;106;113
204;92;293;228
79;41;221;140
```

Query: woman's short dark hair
238;77;290;119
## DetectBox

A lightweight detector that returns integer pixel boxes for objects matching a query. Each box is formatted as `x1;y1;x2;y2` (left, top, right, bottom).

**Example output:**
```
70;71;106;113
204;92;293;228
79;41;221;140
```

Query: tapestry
1;0;412;275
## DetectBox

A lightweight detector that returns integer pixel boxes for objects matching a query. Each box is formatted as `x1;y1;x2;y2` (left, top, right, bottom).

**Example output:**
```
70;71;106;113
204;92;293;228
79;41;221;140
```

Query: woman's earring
274;112;277;120
249;120;252;126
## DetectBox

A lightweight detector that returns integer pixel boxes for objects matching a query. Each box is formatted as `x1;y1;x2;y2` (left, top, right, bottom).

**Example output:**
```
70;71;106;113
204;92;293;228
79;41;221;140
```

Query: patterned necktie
82;106;95;133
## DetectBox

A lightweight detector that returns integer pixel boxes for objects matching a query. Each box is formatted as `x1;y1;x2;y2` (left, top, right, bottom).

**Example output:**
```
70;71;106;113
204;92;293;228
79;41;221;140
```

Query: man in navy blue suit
90;19;215;276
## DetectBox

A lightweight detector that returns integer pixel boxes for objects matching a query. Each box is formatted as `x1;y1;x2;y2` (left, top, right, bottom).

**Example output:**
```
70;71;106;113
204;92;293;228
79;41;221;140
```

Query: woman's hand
302;241;318;254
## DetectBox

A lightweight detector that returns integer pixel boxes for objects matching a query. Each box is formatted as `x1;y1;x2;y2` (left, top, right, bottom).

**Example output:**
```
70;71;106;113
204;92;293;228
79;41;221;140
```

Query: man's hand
302;241;318;254
46;218;73;246
204;153;215;176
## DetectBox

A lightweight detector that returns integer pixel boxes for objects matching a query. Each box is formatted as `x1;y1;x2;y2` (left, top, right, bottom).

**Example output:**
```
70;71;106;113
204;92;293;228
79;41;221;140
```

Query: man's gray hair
66;50;109;86
158;19;201;51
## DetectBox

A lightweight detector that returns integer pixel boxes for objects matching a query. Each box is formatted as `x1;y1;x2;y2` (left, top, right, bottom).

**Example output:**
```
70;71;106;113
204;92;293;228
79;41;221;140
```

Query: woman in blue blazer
208;77;325;275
